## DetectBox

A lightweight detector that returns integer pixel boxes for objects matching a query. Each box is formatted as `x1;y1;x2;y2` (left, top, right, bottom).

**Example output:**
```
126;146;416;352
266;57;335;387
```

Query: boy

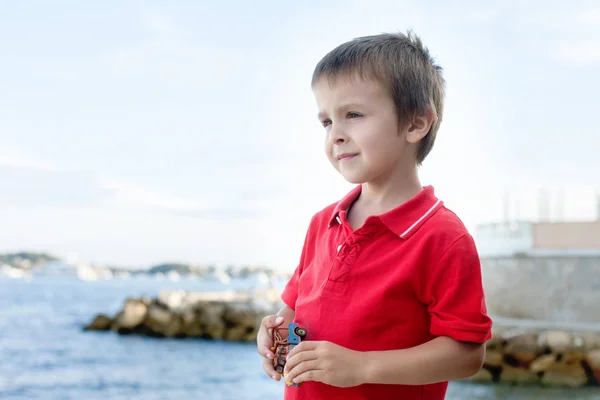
257;30;492;400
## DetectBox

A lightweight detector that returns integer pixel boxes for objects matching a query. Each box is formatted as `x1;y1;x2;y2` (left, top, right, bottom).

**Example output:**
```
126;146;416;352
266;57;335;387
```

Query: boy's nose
328;125;348;144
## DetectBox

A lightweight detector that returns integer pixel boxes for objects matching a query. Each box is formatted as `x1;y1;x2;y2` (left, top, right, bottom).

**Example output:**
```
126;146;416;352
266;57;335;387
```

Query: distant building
474;193;600;322
474;220;600;258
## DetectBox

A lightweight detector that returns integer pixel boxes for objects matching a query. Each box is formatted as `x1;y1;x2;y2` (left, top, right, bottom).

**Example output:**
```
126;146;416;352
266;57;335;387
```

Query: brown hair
311;30;445;164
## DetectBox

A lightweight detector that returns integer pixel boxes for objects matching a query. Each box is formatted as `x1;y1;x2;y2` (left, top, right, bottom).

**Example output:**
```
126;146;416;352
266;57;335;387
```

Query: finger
292;370;322;385
287;340;318;359
283;359;320;382
256;315;284;357
284;348;318;375
257;344;275;359
262;356;282;381
262;315;285;329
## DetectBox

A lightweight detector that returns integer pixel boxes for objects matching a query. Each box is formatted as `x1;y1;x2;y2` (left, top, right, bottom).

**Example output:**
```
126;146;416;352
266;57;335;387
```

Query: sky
1;0;599;270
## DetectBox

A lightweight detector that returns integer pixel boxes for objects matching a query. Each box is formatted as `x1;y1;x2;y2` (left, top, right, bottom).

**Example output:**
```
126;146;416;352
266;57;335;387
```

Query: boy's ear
405;108;435;144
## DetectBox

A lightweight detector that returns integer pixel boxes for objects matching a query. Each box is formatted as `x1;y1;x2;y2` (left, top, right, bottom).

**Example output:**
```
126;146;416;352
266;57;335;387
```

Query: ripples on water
1;275;599;399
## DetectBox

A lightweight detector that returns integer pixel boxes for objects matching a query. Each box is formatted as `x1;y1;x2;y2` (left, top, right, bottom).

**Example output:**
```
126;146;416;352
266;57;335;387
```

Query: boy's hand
257;314;285;380
283;341;365;388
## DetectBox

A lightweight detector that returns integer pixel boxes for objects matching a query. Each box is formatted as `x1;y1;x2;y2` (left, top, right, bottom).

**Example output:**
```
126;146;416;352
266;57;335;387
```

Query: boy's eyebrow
317;103;366;120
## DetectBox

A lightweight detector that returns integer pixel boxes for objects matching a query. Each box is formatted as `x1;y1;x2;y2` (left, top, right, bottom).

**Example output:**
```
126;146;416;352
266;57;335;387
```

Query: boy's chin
339;172;367;185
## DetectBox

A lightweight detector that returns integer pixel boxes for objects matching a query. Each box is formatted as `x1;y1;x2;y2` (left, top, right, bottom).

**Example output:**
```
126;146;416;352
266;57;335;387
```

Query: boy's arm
364;234;492;384
361;336;485;385
363;233;490;384
360;232;491;384
283;335;484;387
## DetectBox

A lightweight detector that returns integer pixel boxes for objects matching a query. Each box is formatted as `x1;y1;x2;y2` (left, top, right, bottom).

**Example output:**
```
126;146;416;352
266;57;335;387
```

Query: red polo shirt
281;185;492;400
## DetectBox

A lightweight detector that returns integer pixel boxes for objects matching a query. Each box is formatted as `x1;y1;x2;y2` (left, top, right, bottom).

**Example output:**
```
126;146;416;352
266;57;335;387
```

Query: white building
474;220;600;258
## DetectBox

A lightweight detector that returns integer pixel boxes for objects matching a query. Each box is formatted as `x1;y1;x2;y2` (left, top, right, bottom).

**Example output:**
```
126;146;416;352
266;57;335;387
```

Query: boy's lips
336;153;358;161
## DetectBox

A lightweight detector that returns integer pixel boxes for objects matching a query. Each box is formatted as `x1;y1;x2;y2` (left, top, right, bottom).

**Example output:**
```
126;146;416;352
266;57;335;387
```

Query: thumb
264;315;285;328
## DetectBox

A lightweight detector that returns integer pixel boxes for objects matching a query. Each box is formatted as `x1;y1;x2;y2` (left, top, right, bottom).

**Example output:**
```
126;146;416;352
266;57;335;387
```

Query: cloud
577;7;600;24
0;146;112;207
98;179;265;219
553;40;600;65
142;10;181;36
0;146;54;170
542;4;600;65
99;178;207;212
0;166;114;207
28;8;250;89
0;159;265;221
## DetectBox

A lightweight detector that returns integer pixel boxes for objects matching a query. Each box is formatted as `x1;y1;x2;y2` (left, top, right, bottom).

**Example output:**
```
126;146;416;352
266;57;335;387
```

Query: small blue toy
271;322;308;387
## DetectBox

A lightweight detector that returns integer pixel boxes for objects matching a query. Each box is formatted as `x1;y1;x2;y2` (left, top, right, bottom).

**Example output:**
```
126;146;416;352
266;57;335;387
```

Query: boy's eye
347;112;361;118
322;119;332;127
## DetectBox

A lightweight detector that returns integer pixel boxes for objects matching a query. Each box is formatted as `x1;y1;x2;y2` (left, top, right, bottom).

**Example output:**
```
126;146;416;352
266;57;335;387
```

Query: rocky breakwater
466;325;600;388
83;289;282;342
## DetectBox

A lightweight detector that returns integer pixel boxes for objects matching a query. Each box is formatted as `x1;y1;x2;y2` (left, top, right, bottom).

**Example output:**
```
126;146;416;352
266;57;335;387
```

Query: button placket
325;231;369;293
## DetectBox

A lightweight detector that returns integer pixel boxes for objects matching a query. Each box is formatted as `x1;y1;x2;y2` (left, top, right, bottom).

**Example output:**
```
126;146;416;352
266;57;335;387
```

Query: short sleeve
422;234;493;343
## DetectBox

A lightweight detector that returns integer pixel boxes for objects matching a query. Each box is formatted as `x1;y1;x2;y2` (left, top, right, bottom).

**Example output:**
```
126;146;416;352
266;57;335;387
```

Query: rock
586;349;600;382
244;311;267;342
485;334;504;351
540;362;588;388
582;332;600;351
222;303;257;342
84;314;112;331
530;354;557;373
110;298;148;333
157;290;186;309
560;351;586;364
502;331;542;368
223;303;256;327
530;353;589;388
145;304;182;337
180;307;204;337
484;349;503;368
224;325;252;342
538;330;573;353
499;365;539;385
505;351;538;368
140;296;153;306
503;331;541;354
197;302;227;340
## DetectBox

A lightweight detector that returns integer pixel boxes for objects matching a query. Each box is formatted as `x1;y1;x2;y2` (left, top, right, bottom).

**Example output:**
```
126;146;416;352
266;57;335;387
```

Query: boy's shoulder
420;204;479;257
430;204;472;237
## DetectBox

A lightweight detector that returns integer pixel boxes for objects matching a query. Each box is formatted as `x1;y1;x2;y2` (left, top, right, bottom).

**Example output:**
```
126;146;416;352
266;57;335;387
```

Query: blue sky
1;0;598;270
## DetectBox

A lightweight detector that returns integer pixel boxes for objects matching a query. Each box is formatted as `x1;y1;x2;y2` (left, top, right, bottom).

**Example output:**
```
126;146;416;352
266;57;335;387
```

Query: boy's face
313;74;417;186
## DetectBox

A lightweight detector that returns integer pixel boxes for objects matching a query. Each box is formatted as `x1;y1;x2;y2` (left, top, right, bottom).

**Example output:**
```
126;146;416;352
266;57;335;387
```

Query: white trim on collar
399;199;442;238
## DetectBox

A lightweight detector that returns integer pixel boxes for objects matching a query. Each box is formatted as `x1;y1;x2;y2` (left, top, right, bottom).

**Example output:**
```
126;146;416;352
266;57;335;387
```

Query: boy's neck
356;166;422;216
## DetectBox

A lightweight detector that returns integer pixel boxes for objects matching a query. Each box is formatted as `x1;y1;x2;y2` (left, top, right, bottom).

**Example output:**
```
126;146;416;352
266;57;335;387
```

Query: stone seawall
465;324;600;388
84;289;281;342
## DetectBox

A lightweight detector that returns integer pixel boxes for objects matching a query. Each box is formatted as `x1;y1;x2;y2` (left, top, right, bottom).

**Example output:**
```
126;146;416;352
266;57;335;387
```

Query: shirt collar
328;185;443;239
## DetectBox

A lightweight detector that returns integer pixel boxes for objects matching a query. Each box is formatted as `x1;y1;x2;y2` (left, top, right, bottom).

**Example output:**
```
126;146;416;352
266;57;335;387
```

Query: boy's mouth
337;153;358;161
